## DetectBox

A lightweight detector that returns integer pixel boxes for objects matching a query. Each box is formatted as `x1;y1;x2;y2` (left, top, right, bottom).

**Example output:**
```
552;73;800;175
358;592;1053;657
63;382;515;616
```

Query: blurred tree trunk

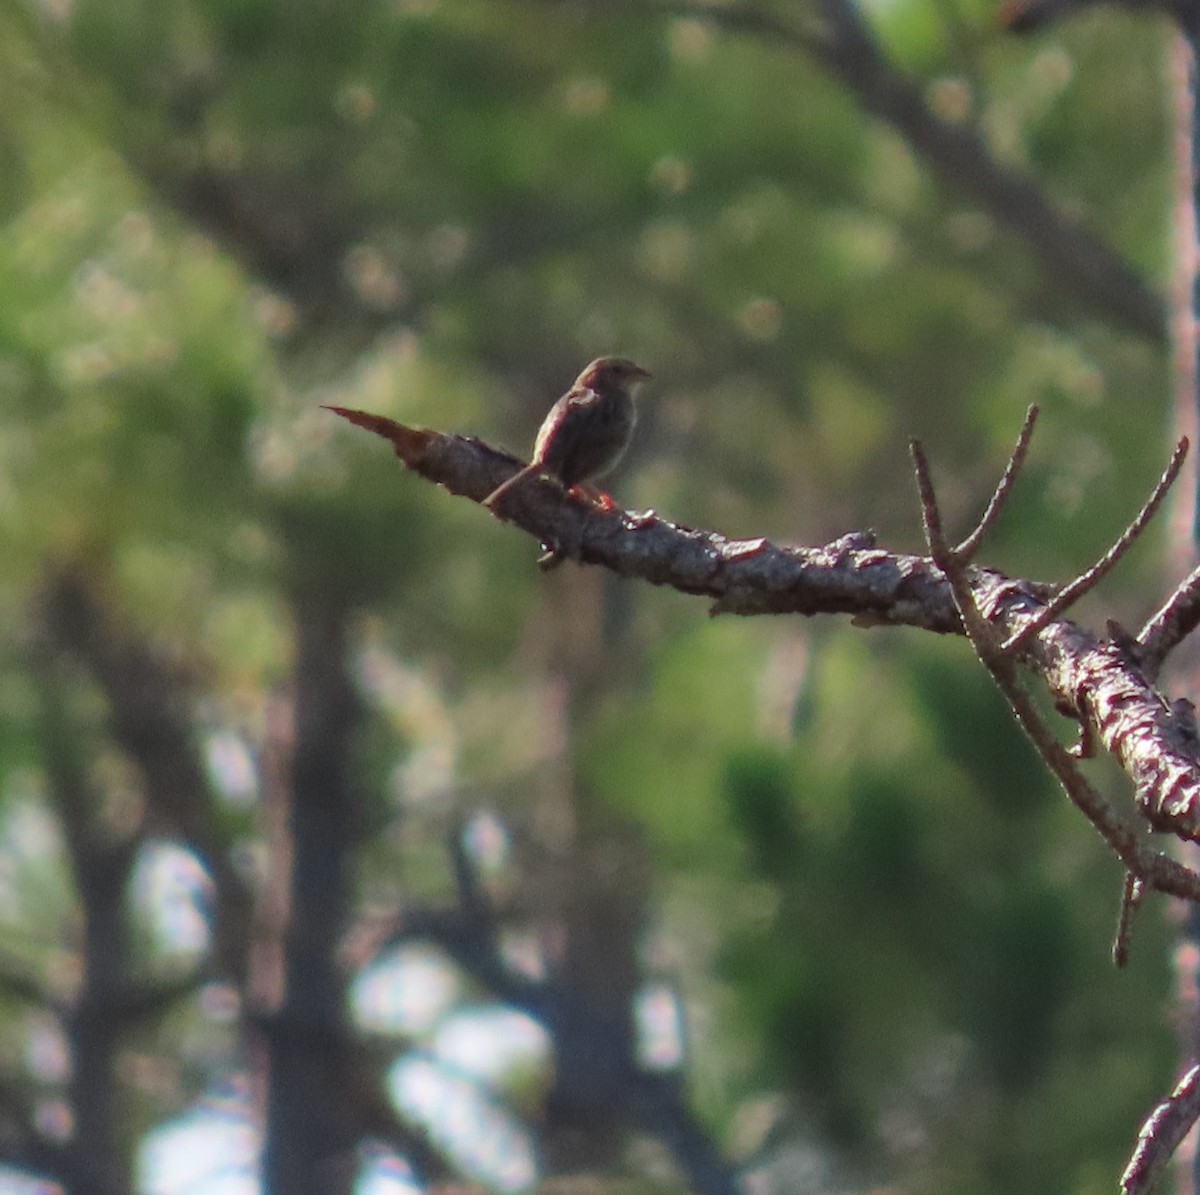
37;657;133;1195
261;592;363;1195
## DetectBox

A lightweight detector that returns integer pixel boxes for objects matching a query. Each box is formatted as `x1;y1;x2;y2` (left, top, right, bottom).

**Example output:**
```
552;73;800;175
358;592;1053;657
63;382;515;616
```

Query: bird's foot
566;483;618;511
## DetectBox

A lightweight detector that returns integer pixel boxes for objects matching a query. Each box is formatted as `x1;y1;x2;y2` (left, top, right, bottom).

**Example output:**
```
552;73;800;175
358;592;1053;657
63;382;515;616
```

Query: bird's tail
483;464;540;512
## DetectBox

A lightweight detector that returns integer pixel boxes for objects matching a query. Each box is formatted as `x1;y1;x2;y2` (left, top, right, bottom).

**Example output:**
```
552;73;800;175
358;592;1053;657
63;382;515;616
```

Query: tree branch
634;0;1165;340
1138;561;1200;677
373;831;744;1195
911;438;1200;906
1122;1062;1200;1195
40;566;255;985
1002;436;1189;653
329;406;1200;858
956;404;1040;560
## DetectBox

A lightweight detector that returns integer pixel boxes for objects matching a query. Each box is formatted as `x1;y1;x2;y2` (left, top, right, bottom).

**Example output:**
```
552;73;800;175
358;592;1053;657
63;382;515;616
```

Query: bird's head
578;356;652;394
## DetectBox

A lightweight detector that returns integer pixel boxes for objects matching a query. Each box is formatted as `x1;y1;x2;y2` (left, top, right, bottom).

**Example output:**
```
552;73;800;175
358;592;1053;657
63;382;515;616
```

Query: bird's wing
532;385;597;465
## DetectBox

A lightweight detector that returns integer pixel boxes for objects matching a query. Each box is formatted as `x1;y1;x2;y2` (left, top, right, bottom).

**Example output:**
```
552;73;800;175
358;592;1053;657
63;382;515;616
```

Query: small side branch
1122;1063;1200;1195
1113;871;1144;968
911;438;1200;905
955;404;1039;561
1138;562;1200;678
1003;437;1189;655
912;440;1005;663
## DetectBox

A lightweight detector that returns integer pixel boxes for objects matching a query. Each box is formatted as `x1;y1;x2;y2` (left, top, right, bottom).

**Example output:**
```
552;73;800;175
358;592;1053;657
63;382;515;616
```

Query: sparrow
484;356;651;512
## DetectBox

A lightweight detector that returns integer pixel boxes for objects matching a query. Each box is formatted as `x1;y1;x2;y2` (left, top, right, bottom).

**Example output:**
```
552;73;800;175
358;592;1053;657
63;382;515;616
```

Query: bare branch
909;437;1200;906
1122;1063;1200;1195
912;438;948;556
327;407;971;628
333;407;1200;848
1138;561;1200;677
1113;871;1144;968
956;405;1040;561
1002;437;1189;655
911;437;1003;653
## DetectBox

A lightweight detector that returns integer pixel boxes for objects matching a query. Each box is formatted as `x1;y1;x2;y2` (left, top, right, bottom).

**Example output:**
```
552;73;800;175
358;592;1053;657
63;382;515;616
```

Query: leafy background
0;0;1184;1193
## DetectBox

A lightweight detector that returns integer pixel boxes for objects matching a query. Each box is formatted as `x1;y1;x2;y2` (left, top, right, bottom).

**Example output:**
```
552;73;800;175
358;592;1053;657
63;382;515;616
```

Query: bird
483;356;651;513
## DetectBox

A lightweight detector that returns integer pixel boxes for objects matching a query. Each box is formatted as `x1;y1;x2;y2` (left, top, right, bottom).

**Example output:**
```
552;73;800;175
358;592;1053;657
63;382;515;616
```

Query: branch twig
910;438;1200;905
1002;437;1189;655
1112;871;1145;968
1122;1063;1200;1195
1138;561;1200;677
912;438;1001;654
955;404;1039;561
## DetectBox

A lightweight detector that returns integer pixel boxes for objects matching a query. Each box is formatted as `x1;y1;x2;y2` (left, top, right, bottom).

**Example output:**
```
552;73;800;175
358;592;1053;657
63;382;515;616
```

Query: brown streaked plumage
484;357;651;512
